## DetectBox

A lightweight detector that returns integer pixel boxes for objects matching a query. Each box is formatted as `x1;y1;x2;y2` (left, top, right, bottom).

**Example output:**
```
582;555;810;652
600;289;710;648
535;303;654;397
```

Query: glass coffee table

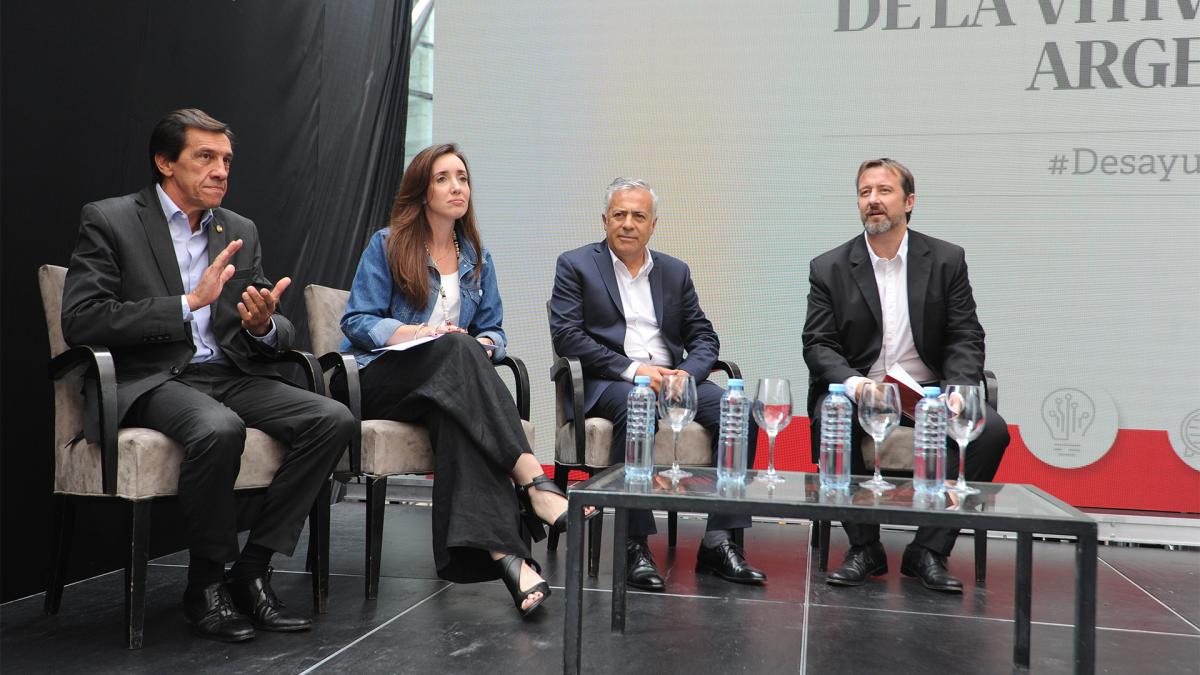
562;466;1098;674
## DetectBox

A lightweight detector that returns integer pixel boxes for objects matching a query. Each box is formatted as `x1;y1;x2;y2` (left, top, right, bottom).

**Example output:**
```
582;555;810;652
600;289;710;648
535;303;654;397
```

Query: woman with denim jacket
336;144;572;618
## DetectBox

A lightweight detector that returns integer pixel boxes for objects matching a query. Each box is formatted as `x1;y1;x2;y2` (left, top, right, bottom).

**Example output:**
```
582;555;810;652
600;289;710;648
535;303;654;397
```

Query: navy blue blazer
549;241;719;415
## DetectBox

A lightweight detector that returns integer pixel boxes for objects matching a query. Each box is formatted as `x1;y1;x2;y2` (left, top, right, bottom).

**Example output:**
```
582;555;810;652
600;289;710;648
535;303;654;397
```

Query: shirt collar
608;245;653;280
864;229;908;266
156;183;213;232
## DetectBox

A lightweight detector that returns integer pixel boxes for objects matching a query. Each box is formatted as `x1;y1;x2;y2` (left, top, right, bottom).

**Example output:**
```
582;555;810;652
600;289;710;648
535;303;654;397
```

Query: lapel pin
215;224;223;233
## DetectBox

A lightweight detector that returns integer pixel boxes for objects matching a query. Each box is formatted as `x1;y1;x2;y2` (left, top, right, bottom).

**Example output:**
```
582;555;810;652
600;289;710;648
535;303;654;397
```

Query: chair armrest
317;351;362;475
713;359;742;380
495;355;531;421
49;345;119;495
983;369;999;411
277;349;324;395
550;356;587;462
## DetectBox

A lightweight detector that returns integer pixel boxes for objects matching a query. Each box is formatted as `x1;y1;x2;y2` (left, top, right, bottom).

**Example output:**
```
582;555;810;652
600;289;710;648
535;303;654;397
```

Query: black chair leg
547;463;571;553
587;509;604;578
365;476;387;600
667;511;678;548
810;519;822;548
308;478;332;613
975;529;988;582
126;501;151;650
44;494;75;615
818;520;831;572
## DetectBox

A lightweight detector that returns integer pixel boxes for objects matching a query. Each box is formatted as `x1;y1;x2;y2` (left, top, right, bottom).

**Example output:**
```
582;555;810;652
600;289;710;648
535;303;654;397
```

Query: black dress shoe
826;541;888;587
183;582;255;643
226;570;313;632
901;545;963;593
696;540;766;585
626;539;665;592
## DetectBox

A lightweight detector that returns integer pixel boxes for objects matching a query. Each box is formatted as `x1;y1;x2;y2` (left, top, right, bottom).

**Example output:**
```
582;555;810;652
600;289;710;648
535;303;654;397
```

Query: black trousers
833;402;1010;556
124;363;354;563
337;333;532;583
589;379;758;539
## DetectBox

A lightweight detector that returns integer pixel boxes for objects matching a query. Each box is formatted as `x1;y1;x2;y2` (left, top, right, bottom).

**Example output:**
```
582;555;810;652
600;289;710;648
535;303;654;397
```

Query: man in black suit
802;158;1009;593
62;109;355;641
549;178;765;591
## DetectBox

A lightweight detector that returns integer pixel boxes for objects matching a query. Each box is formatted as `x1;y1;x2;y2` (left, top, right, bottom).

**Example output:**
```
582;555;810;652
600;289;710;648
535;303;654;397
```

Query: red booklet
884;363;924;420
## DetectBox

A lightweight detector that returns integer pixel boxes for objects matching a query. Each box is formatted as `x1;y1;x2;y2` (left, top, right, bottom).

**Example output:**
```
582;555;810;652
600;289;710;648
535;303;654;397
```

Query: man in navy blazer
803;158;1009;593
549;178;765;591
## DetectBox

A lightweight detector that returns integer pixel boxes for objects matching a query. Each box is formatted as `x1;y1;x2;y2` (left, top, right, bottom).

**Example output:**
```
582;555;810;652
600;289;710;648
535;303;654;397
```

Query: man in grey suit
549;178;766;591
62;109;355;642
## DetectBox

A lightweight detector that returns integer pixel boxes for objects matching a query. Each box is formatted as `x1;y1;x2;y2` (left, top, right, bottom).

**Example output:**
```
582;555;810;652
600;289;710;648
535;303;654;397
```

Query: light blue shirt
156;185;274;364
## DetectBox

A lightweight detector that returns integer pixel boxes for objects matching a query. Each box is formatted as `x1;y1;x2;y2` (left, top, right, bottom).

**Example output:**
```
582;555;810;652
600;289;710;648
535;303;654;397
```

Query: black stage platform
2;501;1197;673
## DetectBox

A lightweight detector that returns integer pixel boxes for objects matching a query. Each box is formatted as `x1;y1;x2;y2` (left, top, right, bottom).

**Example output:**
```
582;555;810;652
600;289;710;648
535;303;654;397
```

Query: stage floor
2;500;1197;673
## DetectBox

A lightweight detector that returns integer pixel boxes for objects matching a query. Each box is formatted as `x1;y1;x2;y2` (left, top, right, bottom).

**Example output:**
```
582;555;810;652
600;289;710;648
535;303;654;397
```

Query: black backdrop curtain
1;0;414;601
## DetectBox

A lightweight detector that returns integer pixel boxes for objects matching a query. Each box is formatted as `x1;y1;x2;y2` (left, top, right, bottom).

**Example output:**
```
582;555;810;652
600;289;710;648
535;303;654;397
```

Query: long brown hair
385;143;484;307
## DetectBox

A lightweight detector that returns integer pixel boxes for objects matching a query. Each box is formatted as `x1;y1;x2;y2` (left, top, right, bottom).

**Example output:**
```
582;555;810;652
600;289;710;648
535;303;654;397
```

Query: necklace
425;232;460;326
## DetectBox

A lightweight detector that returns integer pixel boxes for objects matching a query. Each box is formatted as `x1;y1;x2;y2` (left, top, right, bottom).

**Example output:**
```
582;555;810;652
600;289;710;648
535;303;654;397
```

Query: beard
862;215;895;235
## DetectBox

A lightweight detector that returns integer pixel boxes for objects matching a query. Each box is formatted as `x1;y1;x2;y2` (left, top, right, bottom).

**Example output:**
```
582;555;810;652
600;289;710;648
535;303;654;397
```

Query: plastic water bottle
716;379;750;483
624;375;656;482
819;383;853;490
913;386;948;495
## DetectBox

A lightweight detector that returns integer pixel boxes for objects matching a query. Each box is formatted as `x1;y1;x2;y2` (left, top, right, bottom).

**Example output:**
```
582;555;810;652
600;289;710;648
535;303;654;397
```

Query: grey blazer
62;185;296;423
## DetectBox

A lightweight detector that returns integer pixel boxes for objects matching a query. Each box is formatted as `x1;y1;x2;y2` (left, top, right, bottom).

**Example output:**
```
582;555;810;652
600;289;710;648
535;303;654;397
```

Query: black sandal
516;474;598;542
498;555;550;618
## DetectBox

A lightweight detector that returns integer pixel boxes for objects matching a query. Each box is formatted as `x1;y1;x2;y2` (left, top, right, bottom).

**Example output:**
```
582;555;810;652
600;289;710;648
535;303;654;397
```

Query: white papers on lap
371;333;442;352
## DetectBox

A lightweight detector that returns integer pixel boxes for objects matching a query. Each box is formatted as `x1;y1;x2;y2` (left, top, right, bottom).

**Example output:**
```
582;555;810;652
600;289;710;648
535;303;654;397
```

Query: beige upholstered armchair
544;301;743;574
303;284;535;599
813;371;1000;582
38;265;333;649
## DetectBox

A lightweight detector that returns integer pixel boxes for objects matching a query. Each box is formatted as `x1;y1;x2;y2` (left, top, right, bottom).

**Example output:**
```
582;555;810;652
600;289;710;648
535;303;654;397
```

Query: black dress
334;332;533;583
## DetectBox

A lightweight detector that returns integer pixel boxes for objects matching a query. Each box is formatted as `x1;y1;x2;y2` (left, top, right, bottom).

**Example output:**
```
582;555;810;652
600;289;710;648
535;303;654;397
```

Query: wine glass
945;383;986;495
657;373;697;480
752;378;793;484
858;382;901;491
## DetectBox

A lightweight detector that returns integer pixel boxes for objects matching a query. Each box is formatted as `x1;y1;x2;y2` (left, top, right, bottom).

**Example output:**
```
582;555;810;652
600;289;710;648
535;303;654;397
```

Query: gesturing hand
186;239;243;311
238;277;292;336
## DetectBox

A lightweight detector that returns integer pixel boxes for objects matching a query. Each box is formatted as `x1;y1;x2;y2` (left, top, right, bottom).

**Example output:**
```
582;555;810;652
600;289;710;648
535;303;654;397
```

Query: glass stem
767;433;777;475
873;435;884;482
957;440;969;486
672;430;681;472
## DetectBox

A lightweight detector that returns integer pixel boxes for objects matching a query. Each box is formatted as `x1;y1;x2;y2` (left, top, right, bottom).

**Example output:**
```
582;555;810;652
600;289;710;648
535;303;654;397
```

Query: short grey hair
603;177;658;215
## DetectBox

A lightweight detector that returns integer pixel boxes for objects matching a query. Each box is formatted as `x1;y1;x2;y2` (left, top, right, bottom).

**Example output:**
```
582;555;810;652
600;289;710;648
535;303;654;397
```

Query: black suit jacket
802;229;985;457
62;185;295;423
549;241;719;415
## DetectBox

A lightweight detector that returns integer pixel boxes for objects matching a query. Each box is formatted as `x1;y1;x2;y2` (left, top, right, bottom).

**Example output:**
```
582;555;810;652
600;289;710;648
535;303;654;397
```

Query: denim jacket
340;227;507;368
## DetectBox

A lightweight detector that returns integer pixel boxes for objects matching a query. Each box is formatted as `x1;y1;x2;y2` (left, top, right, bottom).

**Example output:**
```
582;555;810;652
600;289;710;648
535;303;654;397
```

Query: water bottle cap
634;375;651;385
923;386;941;397
828;383;846;393
727;379;744;389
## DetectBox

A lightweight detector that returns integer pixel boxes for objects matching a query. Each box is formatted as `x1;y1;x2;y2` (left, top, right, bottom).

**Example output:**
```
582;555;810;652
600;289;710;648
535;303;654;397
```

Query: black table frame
563;466;1097;674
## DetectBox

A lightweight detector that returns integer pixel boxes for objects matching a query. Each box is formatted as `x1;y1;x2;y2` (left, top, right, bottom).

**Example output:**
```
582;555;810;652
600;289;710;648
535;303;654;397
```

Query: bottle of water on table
819;383;853;490
716;378;749;484
913;386;947;495
625;375;656;482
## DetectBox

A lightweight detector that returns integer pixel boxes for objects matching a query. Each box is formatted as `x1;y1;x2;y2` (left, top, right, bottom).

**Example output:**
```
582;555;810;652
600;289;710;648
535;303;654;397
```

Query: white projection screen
433;1;1200;510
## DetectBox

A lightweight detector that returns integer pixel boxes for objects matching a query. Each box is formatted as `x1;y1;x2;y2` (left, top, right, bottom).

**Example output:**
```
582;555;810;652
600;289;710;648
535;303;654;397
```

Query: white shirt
609;247;672;381
845;230;936;402
433;272;461;328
